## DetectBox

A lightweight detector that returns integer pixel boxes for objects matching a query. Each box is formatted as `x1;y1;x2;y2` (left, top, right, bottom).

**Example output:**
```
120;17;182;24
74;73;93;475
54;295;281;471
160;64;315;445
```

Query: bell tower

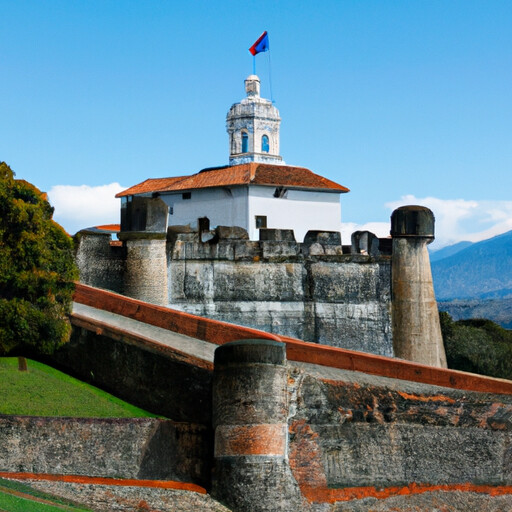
226;75;283;166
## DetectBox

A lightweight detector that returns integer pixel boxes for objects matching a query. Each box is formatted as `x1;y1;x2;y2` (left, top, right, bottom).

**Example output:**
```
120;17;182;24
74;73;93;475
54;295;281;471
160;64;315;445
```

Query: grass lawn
0;478;92;512
0;357;160;418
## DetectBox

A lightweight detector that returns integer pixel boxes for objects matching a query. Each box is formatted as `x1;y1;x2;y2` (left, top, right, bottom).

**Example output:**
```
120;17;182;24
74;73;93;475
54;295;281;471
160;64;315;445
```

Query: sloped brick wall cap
73;284;512;396
214;339;286;366
0;472;206;494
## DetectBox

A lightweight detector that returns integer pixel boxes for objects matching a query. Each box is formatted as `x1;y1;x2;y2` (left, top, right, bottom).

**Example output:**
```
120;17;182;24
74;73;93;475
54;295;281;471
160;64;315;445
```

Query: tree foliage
440;311;512;380
0;162;78;355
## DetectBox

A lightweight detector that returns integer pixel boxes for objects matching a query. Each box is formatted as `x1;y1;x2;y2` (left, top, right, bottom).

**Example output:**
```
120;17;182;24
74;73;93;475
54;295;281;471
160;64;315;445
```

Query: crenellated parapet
75;206;448;367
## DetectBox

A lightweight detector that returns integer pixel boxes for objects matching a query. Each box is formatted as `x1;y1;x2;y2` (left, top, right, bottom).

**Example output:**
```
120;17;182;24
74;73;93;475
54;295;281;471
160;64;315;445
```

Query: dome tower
226;75;283;166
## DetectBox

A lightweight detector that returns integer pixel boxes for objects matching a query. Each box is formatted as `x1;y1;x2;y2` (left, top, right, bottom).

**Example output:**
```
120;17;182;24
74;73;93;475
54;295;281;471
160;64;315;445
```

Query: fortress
2;75;510;511
76;74;445;367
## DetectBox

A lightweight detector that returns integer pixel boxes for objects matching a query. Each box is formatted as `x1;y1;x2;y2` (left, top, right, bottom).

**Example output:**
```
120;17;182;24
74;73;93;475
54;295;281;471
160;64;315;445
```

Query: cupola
226;75;283;166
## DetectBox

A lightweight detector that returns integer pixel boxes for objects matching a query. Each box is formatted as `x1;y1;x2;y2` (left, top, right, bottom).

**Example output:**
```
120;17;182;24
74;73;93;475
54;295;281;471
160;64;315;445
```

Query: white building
116;75;349;242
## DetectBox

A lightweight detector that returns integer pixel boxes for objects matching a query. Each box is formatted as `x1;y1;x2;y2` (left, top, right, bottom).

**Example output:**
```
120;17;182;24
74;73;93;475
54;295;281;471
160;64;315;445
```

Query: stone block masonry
44;286;512;511
0;417;207;484
167;236;393;357
75;226;394;356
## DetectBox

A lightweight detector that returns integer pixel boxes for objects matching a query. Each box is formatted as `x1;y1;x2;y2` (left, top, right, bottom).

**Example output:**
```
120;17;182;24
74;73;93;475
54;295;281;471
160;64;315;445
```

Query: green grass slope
0;358;159;418
0;478;91;512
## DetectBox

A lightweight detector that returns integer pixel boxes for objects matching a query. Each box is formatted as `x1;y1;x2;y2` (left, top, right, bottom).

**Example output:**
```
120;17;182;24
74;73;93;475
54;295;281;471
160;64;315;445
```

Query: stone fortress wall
76;204;445;367
9;285;509;512
76;226;394;357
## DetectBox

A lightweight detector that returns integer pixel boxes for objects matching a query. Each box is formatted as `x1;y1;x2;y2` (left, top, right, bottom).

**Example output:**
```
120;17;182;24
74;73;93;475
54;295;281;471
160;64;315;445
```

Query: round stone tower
391;205;447;368
226;75;283;166
212;339;303;511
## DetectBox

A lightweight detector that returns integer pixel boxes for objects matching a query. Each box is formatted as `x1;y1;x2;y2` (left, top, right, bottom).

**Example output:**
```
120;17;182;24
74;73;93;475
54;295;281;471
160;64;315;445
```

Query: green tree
0;162;78;355
440;311;512;380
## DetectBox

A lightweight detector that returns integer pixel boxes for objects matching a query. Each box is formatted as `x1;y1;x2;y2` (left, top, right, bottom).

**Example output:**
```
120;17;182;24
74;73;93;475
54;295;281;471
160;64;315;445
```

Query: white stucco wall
247;186;342;242
154;185;342;241
160;187;249;231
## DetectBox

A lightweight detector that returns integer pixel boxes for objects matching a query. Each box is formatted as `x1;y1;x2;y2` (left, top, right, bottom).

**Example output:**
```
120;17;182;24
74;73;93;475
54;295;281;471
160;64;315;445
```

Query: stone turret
391;205;447;368
226;75;283;166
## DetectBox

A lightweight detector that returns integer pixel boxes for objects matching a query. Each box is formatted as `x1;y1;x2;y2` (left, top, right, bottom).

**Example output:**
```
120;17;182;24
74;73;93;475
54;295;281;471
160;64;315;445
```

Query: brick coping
73;283;512;396
0;472;206;494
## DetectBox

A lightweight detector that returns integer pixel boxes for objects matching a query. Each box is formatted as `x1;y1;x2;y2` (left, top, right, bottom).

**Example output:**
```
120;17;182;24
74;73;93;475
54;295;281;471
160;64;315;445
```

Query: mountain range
430;230;512;328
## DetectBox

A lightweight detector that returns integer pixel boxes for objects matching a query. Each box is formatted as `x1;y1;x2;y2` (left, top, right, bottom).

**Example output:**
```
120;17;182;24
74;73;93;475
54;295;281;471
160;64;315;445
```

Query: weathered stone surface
309;261;388;302
216;226;249;240
75;228;397;356
52;326;213;426
0;417;207;483
167;252;393;355
10;479;232;512
313;302;393;356
213;458;306;512
329;491;512;511
259;228;296;242
392;236;446;367
351;230;380;256
213;262;305;301
303;230;341;246
212;340;305;512
124;237;168;305
75;232;125;293
288;362;512;504
261;240;301;259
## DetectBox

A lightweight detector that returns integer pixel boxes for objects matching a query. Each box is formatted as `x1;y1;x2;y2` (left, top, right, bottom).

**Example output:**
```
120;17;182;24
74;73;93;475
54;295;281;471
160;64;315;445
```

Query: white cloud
48;183;126;234
384;195;512;248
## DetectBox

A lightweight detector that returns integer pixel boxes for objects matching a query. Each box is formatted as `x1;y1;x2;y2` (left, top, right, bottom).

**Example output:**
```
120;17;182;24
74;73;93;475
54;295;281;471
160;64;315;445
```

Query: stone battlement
75;205;445;367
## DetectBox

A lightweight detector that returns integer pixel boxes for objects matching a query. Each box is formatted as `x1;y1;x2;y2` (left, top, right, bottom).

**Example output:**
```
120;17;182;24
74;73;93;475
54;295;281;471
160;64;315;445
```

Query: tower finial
245;75;260;98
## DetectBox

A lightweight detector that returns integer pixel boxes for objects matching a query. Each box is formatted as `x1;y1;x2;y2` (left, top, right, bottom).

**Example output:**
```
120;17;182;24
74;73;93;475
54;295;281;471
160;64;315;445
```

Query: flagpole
253;55;256;75
268;49;274;103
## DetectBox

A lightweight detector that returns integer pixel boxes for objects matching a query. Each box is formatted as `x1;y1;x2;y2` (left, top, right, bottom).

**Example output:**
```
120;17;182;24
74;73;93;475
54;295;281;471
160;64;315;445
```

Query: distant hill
429;240;473;262
431;230;512;300
432;231;512;329
438;298;512;330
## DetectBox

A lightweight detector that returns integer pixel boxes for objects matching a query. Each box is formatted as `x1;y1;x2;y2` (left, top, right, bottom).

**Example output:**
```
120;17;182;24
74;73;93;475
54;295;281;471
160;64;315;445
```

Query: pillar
212;339;302;512
118;232;168;306
391;206;447;368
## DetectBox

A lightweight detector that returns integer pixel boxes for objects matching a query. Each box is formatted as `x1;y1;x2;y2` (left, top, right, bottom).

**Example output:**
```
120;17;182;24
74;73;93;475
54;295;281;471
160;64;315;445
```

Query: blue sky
1;0;511;247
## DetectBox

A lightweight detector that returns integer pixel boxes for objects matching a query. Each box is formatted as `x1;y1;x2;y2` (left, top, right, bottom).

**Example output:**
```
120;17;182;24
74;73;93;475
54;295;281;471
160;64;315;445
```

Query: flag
249;31;269;56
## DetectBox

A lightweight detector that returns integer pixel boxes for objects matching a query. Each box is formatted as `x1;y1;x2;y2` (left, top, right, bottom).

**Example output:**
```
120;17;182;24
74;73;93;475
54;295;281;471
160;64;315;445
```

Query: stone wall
6;478;231;512
75;230;125;293
0;416;208;485
167;234;393;357
288;363;512;504
51;324;213;425
42;290;512;510
210;339;512;511
75;228;394;356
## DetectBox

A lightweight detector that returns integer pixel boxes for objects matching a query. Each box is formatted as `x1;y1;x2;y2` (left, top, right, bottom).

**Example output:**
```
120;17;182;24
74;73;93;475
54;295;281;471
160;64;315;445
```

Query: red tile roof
116;164;349;197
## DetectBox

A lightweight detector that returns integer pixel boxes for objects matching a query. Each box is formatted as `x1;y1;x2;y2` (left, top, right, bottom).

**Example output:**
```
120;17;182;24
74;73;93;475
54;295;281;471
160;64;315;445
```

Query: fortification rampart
167;233;393;356
5;290;509;509
76;227;394;356
51;288;512;511
75;205;446;366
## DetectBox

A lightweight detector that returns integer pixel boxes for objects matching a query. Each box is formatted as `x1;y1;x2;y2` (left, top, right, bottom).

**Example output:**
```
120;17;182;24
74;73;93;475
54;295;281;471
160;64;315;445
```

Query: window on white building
255;215;267;229
261;134;269;153
242;132;249;153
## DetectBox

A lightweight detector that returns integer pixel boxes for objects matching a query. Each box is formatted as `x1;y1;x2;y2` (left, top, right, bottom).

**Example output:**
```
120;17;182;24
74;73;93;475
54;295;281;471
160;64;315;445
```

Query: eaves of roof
115;163;349;198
